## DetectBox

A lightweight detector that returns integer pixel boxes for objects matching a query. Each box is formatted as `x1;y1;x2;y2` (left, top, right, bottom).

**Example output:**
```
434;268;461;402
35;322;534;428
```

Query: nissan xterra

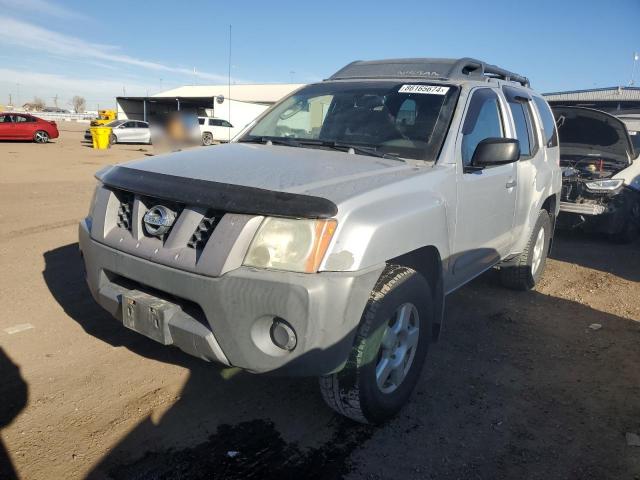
80;58;562;423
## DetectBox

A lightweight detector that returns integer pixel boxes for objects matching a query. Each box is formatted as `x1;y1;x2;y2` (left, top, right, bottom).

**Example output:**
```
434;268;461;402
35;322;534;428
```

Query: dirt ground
0;122;639;480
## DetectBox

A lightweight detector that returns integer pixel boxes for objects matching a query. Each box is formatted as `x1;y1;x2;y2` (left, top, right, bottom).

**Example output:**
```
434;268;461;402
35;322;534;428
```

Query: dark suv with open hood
553;106;640;242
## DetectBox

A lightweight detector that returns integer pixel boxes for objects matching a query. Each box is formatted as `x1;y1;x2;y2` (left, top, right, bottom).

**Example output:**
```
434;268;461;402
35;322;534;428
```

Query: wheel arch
541;193;558;247
389;245;444;342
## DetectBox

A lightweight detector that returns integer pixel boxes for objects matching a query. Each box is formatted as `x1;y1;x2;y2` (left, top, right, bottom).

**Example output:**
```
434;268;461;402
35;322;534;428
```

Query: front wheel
319;265;432;424
500;209;552;290
109;133;117;145
202;132;214;146
33;130;49;143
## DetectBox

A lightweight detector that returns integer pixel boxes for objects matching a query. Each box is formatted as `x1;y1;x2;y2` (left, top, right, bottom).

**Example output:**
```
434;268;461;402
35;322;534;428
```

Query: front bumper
558;188;639;235
79;218;383;375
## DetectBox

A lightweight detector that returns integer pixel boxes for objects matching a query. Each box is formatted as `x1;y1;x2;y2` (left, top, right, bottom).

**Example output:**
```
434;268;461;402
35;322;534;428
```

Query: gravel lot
1;122;639;479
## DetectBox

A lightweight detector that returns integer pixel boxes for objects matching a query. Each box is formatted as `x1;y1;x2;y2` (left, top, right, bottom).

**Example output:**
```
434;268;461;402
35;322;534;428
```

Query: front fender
321;184;451;272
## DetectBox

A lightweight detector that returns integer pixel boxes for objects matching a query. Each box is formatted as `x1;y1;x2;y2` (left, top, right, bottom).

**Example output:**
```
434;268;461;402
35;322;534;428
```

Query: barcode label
398;85;450;95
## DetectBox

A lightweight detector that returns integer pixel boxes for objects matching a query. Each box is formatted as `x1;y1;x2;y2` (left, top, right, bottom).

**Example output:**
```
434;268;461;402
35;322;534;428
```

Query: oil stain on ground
108;419;373;480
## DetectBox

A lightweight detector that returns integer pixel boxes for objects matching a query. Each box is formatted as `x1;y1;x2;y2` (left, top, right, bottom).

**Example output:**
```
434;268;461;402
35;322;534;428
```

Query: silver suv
80;58;561;423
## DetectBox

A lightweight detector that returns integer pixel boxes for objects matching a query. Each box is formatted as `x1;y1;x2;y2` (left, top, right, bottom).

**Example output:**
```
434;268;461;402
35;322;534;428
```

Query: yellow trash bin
90;126;112;149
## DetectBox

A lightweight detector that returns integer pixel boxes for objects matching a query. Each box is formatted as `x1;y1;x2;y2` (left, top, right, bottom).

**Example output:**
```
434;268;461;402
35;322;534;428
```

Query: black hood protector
97;166;338;219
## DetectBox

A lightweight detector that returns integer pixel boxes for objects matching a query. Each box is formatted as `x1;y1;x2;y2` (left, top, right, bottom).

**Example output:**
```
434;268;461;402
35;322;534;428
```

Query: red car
0;113;59;143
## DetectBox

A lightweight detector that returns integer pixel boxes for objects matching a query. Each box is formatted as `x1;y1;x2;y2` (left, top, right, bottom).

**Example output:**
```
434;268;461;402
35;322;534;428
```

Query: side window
507;102;532;157
209;119;218;126
0;115;7;123
503;86;539;158
123;121;136;128
461;89;503;166
136;122;148;128
532;96;558;148
221;120;233;128
198;118;205;125
13;115;28;123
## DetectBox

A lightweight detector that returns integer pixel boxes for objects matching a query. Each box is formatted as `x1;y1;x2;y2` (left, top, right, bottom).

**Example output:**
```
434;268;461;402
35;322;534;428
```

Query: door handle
506;180;517;188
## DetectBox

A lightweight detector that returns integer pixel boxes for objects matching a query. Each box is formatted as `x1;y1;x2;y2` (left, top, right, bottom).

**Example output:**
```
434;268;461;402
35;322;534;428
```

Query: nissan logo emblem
143;205;176;237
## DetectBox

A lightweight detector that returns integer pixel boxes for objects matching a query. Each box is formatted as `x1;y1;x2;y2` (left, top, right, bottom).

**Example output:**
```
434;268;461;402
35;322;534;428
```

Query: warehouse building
543;86;640;114
116;83;303;134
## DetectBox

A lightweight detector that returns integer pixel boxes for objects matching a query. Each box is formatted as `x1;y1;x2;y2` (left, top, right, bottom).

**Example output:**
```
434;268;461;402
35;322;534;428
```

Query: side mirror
471;138;520;167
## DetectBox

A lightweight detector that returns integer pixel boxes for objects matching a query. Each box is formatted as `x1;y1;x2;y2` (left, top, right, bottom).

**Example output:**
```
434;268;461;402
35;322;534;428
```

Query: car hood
552;106;636;163
117;143;421;204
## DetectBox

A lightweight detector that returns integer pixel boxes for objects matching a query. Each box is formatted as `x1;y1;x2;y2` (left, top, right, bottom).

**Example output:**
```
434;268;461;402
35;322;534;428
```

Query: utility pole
228;24;232;142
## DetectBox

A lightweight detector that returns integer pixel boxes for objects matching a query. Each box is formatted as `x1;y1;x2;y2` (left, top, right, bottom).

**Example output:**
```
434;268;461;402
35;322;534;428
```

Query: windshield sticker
398;85;450;95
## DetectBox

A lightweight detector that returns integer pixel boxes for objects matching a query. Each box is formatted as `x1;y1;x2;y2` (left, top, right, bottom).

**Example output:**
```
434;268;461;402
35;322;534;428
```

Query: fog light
270;318;297;351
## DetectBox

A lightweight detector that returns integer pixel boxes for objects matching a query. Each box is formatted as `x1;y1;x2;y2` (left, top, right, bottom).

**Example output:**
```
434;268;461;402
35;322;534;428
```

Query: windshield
242;81;460;161
107;120;126;127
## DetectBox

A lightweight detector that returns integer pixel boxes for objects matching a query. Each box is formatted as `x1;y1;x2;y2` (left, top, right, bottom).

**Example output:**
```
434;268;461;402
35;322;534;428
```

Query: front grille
116;192;134;230
188;211;221;250
110;189;222;250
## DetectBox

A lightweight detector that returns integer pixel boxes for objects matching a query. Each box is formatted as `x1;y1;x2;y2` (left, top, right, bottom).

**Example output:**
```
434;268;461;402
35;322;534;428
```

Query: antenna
228;24;232;142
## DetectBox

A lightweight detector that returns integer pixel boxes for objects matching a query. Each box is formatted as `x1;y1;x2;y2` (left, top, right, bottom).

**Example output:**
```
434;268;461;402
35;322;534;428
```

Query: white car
83;120;152;145
111;120;152;144
198;117;234;145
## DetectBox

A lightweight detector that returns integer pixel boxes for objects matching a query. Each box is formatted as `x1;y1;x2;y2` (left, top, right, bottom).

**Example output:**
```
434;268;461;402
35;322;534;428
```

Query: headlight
584;179;624;193
243;217;337;273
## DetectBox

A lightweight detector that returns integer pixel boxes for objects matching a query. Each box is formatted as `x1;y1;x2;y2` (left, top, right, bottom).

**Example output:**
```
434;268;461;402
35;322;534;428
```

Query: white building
116;83;303;135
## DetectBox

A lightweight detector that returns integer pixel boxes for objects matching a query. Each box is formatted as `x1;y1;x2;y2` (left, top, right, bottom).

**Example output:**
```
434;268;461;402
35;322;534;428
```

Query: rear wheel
33;130;49;143
500;210;552;290
319;265;432;424
202;132;214;146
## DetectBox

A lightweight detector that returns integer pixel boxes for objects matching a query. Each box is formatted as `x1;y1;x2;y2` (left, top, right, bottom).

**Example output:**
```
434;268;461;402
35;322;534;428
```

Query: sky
0;0;638;110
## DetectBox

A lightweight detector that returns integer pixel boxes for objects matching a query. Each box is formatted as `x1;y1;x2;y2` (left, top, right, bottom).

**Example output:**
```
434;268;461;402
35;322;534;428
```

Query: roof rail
328;57;530;87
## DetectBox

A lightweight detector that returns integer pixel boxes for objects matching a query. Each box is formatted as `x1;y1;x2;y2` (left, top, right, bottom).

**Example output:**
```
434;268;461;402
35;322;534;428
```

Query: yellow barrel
90;126;112;149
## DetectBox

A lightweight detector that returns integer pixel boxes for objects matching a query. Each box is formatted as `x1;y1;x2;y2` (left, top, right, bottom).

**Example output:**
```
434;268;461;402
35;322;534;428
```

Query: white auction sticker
398;85;450;95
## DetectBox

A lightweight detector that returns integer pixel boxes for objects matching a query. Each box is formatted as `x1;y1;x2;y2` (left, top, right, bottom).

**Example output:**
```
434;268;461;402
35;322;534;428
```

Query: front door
451;88;517;285
0;114;14;139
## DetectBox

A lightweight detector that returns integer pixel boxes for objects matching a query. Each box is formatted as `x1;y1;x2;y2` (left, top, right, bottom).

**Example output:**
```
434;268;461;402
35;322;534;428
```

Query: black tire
500;210;552;290
202;132;214;146
109;133;117;145
319;265;432;424
33;130;49;143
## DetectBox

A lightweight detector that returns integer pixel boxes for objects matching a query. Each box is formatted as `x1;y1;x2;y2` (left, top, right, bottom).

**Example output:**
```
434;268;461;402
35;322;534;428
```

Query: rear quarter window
533;96;558;148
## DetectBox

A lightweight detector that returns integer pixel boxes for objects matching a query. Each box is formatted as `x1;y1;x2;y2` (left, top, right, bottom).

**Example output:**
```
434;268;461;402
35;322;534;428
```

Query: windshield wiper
239;137;402;161
295;139;402;160
238;136;302;148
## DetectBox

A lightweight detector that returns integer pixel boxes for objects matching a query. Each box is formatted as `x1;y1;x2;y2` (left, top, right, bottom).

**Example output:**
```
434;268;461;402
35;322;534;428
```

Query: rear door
451;87;517;285
13;115;35;139
133;121;150;143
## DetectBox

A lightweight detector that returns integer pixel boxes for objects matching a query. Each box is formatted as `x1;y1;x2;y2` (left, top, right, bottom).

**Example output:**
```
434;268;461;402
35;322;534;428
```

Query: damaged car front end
553;106;640;242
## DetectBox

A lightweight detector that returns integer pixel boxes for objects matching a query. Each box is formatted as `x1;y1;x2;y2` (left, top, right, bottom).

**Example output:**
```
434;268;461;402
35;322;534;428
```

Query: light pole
631;52;639;86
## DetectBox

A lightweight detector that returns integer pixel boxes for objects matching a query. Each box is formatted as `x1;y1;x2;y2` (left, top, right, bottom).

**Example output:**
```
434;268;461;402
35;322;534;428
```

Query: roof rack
328;57;530;87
